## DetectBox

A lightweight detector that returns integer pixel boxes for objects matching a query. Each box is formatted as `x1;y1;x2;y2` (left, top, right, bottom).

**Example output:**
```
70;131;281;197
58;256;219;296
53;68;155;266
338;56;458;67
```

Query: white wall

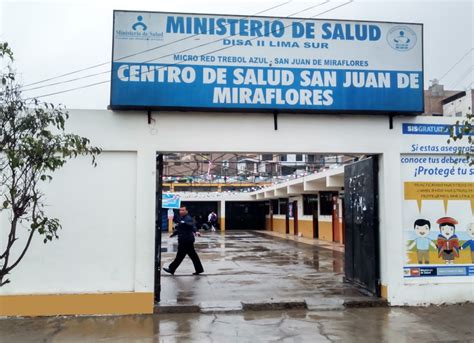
383;121;473;305
64;110;400;154
0;152;138;294
1;110;472;306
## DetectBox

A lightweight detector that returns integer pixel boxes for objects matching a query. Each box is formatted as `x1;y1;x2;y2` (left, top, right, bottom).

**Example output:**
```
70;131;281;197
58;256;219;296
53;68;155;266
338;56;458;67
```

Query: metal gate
154;153;164;303
343;157;380;296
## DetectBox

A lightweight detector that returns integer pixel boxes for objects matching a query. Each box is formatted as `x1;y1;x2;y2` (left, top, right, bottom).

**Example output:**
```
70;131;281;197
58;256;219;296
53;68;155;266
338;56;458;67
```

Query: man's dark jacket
171;214;197;243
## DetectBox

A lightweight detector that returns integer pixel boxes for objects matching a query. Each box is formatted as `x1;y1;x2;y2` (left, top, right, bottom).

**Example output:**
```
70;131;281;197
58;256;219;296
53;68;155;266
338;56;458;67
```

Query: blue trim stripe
403;123;473;136
402;123;451;135
404;266;474;278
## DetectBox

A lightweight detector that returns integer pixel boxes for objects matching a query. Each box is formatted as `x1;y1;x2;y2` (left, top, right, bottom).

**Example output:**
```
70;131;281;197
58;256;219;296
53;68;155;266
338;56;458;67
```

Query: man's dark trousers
168;241;204;273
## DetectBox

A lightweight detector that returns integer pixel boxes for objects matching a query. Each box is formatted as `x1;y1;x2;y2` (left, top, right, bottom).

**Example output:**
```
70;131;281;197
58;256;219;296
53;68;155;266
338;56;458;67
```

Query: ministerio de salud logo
115;15;164;41
387;25;417;51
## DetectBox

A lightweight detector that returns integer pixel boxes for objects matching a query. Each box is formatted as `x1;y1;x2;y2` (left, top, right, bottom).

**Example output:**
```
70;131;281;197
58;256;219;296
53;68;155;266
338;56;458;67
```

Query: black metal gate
343;157;380;296
154;153;164;303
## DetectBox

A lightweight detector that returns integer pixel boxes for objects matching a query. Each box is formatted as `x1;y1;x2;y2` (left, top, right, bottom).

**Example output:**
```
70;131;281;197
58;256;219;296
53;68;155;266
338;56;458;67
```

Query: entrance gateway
1;11;473;317
110;11;423;302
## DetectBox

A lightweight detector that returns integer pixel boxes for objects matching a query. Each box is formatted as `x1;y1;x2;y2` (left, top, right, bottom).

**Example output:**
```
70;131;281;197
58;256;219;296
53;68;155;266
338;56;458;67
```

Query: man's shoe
193;271;204;275
163;267;174;275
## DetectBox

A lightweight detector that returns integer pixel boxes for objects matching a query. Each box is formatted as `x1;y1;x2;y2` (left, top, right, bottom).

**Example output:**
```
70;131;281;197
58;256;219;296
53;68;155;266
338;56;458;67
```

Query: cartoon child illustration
461;223;474;263
407;219;436;264
436;217;460;264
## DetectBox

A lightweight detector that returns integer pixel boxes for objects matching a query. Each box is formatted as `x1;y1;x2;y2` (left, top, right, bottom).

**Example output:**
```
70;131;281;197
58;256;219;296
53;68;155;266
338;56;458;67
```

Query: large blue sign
111;11;424;113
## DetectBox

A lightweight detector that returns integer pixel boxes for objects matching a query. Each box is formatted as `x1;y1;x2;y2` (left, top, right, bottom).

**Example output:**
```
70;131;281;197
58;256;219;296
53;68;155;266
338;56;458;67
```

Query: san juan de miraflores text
116;65;420;106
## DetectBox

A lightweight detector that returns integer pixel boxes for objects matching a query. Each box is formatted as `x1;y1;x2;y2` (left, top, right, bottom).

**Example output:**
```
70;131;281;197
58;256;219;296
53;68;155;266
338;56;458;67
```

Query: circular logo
387;25;417;51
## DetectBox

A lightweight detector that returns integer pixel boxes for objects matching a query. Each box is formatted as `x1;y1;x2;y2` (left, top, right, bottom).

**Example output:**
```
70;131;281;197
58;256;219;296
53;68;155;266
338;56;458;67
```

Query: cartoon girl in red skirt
436;217;460;264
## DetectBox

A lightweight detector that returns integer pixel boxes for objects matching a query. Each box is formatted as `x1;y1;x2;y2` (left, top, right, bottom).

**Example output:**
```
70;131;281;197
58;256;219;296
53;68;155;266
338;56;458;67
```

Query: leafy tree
447;113;473;166
0;42;101;287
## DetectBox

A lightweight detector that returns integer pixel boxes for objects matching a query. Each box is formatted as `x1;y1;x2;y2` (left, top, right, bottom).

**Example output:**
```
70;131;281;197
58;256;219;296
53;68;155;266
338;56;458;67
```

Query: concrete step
154;303;200;314
154;296;386;314
241;299;307;311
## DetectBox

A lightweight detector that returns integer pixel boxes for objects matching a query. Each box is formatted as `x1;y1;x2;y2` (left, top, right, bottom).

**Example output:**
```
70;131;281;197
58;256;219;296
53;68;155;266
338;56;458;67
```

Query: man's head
179;206;188;217
437;217;458;239
414;219;431;237
466;223;474;239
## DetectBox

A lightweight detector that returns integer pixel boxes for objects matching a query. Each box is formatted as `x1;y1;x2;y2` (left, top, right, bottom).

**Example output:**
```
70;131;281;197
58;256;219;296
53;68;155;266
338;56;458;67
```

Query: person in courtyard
164;206;204;275
208;211;218;232
407;219;436;264
436;217;460;264
461;223;474;263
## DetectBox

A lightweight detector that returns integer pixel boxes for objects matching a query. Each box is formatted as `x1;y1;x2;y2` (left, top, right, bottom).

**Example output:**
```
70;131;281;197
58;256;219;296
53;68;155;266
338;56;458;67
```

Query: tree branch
5;227;36;273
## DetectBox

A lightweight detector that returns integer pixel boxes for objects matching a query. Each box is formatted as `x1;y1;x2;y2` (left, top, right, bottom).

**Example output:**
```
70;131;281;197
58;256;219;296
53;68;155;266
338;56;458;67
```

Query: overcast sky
1;0;473;109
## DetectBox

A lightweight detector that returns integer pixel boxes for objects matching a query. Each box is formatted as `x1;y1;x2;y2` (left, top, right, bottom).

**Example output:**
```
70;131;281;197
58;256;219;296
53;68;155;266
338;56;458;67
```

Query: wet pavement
1;305;473;342
2;231;472;341
159;231;376;312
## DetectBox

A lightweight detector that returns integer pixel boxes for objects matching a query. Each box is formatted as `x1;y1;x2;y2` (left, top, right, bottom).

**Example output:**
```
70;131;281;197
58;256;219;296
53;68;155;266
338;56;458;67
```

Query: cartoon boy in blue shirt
461;223;474;263
407;219;436;264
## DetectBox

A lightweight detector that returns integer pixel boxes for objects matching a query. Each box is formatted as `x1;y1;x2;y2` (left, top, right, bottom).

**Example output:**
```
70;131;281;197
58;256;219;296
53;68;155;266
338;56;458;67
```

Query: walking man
163;206;204;275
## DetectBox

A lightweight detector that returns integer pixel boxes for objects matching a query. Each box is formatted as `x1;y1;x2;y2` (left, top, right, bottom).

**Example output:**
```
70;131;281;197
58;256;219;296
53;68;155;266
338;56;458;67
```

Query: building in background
423;79;472;116
442;89;473;117
162;152;359;193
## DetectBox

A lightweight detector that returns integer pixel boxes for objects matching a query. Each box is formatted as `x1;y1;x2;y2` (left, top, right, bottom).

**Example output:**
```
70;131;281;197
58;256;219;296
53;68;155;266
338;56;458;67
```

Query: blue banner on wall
162;193;181;209
404;266;474;278
402;123;474;136
111;11;424;113
111;63;423;112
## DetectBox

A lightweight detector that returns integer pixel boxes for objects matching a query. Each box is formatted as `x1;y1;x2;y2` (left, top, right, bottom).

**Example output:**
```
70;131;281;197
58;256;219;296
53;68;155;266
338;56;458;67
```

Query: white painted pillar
378;150;402;300
219;200;226;231
133;149;156;292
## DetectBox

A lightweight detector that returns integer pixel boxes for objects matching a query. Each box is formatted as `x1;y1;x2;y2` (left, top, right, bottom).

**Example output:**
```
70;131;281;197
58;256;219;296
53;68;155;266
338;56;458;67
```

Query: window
281;165;296;175
303;195;318;215
279;198;288;215
455;112;463;117
280;155;287;162
271;199;279;214
296;154;303;162
265;201;270;215
221;186;249;192
319;192;337;215
262;154;273;161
